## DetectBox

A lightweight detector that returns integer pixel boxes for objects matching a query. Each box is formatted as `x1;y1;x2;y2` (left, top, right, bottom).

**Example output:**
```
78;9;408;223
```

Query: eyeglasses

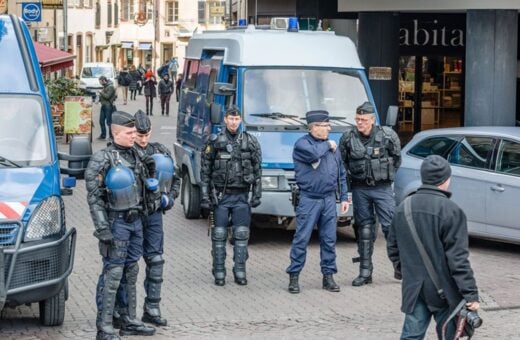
355;117;373;123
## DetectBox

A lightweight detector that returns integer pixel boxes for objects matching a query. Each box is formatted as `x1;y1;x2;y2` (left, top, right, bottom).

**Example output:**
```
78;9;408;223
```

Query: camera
459;307;483;329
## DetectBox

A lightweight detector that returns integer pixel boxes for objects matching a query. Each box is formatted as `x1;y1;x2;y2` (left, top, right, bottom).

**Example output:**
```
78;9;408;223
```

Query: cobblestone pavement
1;94;520;339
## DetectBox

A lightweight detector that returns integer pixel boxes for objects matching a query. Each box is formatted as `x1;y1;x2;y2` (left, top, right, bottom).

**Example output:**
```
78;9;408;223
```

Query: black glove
161;194;174;211
201;195;213;210
250;197;261;208
94;228;113;243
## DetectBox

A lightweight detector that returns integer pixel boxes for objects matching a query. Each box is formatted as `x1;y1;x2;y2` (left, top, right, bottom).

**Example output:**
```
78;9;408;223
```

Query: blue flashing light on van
0;15;91;325
174;24;384;228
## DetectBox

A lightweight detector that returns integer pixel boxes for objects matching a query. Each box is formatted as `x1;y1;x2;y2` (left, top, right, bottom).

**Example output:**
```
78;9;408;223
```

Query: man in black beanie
387;155;480;339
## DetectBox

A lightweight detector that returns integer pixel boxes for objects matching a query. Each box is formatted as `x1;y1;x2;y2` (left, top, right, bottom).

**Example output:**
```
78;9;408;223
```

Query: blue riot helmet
152;153;174;193
105;161;140;211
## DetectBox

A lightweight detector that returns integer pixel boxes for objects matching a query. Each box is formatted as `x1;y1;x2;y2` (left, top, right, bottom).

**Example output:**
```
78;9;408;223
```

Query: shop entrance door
398;55;464;142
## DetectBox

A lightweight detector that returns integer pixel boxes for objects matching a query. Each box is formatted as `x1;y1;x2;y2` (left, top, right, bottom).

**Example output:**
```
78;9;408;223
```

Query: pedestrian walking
175;73;182;102
117;66;131;105
339;101;401;286
158;74;174;116
200;106;262;286
143;70;157;116
168;57;178;80
137;64;145;95
97;75;117;140
85;111;156;340
113;110;180;327
286;110;350;294
156;61;169;79
387;155;480;339
128;65;141;101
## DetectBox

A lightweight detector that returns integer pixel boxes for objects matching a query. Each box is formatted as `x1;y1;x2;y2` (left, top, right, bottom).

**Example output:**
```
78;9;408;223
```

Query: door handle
490;185;505;192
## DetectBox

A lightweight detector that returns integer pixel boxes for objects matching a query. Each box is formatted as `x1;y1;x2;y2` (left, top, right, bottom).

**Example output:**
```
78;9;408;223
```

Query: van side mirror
385;105;398;127
58;135;92;180
210;103;222;124
213;82;235;96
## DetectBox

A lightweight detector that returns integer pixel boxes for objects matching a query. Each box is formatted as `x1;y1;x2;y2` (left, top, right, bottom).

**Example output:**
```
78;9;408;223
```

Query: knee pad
212;226;227;241
359;224;374;241
145;254;165;266
233;226;249;240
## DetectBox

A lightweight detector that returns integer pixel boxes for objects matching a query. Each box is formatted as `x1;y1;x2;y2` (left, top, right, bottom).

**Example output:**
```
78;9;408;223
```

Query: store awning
138;42;152;50
121;41;133;49
34;42;76;74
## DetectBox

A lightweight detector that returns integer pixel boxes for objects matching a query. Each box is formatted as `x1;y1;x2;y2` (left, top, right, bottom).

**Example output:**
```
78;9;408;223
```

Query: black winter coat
387;185;479;314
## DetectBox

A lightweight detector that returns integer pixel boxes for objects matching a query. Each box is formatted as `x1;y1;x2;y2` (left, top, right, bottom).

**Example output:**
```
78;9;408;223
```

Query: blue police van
175;23;386;228
0;15;91;325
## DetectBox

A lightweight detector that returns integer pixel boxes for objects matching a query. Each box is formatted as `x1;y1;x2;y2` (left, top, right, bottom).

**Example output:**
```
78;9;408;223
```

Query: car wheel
39;283;66;326
182;173;201;219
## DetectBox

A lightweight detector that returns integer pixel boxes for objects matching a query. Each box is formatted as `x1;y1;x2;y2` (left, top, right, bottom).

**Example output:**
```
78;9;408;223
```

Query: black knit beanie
420;155;451;186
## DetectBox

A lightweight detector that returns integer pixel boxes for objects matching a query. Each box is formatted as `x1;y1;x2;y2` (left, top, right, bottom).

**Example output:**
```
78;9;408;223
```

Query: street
1;93;520;339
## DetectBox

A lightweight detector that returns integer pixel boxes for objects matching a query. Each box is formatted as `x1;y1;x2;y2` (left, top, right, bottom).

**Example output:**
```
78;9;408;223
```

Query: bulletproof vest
105;150;141;211
346;127;396;185
211;132;255;188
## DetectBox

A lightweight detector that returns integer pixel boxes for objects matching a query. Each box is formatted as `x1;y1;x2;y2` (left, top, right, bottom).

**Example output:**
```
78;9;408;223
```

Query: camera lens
467;311;483;328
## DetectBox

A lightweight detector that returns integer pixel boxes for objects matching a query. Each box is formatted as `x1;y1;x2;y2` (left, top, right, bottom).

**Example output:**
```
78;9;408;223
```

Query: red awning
34;42;76;74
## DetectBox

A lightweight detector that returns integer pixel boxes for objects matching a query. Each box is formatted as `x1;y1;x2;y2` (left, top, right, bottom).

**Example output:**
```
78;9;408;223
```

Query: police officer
286;110;350;294
339;101;401;287
200;106;262;286
85;111;155;340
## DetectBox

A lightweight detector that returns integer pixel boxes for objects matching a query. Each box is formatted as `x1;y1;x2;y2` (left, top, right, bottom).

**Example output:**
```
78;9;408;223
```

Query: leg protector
143;255;165;319
96;265;124;334
211;226;227;283
352;224;375;286
233;226;249;284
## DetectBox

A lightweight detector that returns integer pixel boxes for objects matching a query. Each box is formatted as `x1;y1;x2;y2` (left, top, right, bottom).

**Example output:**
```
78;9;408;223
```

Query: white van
79;62;118;96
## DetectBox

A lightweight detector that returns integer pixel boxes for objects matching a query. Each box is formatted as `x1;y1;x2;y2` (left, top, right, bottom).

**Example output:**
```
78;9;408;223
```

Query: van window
184;60;199;89
0;96;51;166
243;68;368;126
81;66;113;79
0;19;30;93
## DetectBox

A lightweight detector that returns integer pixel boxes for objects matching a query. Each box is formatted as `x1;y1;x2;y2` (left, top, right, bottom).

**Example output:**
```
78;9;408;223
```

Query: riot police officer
286;110;350;294
85;111;155;340
200;106;262;286
339;101;401;287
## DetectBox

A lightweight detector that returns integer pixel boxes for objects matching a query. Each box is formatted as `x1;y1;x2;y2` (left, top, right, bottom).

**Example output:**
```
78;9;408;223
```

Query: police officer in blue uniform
286;110;350;294
200;106;262;286
339;101;401;287
113;110;180;327
85;111;155;340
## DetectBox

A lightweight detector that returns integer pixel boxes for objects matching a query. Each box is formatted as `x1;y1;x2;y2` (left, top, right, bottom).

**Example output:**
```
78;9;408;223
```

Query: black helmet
134;109;151;133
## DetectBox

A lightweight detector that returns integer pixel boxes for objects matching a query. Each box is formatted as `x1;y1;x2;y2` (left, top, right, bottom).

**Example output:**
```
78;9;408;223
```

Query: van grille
0;223;19;246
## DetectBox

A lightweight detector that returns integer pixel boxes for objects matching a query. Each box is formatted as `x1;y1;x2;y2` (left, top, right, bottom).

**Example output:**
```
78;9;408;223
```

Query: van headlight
261;176;279;190
25;196;64;241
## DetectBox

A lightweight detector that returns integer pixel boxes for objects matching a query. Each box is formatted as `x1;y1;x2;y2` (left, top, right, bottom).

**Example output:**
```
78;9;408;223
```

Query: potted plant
45;78;83;136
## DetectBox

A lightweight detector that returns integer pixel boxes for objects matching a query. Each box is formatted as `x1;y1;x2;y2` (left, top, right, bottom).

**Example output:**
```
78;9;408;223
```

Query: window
121;0;134;21
198;1;205;24
208;1;225;25
114;1;119;26
107;1;112;27
409;136;460;158
448;136;495;170
496;140;520;176
95;1;101;28
166;1;179;23
184;60;200;90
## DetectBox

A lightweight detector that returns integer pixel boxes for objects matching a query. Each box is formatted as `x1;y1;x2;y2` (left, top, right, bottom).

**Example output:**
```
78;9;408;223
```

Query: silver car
394;126;520;244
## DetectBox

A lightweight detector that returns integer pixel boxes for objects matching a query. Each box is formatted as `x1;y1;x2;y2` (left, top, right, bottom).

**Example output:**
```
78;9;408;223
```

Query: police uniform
114;111;180;327
85;111;155;340
200;108;262;286
339;102;401;287
286;110;348;294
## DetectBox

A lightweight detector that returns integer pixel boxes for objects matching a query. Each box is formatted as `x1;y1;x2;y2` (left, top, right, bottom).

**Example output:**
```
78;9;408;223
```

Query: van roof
186;27;363;69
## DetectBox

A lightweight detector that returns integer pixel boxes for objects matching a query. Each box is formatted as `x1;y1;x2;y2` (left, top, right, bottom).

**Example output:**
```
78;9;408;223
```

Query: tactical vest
211;132;255;188
345;127;396;186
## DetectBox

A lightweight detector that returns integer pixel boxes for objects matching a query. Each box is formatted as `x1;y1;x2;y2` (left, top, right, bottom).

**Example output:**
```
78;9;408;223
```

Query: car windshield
82;67;112;78
242;68;369;127
0;96;51;166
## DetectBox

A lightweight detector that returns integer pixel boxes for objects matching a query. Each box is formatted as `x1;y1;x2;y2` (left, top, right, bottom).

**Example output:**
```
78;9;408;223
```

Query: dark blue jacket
293;133;348;201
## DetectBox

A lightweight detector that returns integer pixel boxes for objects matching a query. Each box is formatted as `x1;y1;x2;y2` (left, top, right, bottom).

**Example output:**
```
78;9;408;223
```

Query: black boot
233;226;249;286
119;315;155;336
212;226;227;286
352;224;374;287
288;273;300;294
142;255;167;326
322;274;340;292
96;330;121;340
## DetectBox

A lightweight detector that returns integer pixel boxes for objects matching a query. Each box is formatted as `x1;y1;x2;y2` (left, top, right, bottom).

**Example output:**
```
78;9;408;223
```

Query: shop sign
400;14;465;55
64;96;92;135
42;0;63;10
21;2;41;22
369;67;392;80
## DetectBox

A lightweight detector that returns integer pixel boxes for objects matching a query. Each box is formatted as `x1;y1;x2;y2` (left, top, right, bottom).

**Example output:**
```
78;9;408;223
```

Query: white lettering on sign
400;20;464;47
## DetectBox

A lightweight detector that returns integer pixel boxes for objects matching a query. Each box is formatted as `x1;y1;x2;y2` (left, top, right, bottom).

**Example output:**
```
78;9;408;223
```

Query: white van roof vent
270;17;289;30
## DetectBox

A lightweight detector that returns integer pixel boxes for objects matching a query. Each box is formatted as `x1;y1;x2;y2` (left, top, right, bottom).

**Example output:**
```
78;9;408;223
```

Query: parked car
78;62;118;99
394;126;520;244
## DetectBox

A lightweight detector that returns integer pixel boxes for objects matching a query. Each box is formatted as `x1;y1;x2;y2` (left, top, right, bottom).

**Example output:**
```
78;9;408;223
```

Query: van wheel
39;283;66;326
182;173;201;219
